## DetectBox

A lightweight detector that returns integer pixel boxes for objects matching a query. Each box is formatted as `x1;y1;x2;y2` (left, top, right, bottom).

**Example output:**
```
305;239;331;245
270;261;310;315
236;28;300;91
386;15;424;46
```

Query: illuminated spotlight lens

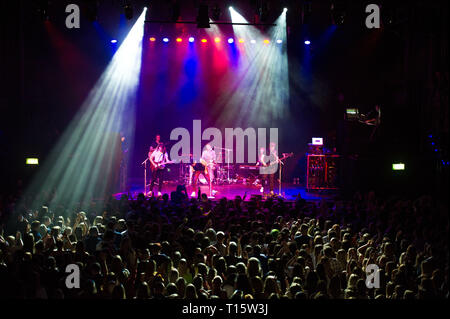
111;39;118;43
304;40;311;45
189;37;195;42
263;39;270;44
176;38;182;42
250;39;256;44
214;37;220;43
276;39;283;44
238;38;244;43
149;37;156;42
228;38;234;43
201;39;207;43
163;37;169;42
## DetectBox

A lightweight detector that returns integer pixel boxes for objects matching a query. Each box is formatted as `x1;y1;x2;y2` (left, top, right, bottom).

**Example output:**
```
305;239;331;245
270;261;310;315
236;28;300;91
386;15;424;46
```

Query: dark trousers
192;170;210;186
150;168;165;193
261;173;275;192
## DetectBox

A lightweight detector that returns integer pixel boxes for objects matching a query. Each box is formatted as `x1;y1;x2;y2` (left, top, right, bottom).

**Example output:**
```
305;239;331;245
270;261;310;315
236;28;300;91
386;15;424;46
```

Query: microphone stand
142;158;149;196
278;158;285;197
215;147;233;183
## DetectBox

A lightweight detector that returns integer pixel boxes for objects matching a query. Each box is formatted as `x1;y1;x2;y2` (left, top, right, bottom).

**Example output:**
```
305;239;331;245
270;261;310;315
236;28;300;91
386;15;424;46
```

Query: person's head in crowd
185;284;197;299
111;284;127;299
136;282;150;299
175;277;186;298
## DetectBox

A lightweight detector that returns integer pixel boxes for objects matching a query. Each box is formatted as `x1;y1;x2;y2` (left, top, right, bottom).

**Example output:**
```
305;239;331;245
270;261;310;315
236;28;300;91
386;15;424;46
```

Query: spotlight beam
211;8;289;127
21;9;147;211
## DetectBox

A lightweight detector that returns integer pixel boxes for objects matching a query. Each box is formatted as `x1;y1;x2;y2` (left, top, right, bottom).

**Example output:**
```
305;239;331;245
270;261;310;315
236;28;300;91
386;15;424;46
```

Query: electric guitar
261;152;294;167
151;159;174;172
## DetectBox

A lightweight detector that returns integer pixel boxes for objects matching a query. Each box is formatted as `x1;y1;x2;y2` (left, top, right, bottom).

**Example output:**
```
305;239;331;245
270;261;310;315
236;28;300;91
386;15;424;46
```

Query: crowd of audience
0;186;448;299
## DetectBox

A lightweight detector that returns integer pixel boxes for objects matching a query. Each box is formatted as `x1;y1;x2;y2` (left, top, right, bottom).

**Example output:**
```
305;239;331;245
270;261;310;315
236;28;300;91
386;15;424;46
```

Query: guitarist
259;142;279;195
190;144;216;197
149;143;171;196
202;144;216;184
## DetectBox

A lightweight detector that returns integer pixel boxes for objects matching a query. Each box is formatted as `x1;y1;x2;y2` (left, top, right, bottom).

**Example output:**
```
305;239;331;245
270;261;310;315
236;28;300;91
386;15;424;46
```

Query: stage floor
115;181;336;202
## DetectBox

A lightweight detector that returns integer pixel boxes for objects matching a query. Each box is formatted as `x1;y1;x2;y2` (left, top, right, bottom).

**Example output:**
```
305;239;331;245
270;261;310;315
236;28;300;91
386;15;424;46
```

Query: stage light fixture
176;37;182;42
197;4;210;28
214;37;221;43
250;39;256;44
163;37;169;42
238;38;244;43
149;37;156;41
111;39;118;43
124;1;133;20
189;37;195;42
263;39;270;44
304;40;311;45
26;158;39;165
276;39;283;43
201;38;207;43
228;38;234;43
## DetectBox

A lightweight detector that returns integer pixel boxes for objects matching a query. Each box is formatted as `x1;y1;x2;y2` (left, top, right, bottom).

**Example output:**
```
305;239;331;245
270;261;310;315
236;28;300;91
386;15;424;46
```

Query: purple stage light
304;40;311;45
228;38;234;43
111;39;118;43
163;37;169;43
189;37;195;42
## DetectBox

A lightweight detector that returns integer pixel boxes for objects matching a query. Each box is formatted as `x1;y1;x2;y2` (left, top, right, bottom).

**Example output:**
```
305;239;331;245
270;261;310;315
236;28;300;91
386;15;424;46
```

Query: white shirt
202;149;216;164
151;150;169;163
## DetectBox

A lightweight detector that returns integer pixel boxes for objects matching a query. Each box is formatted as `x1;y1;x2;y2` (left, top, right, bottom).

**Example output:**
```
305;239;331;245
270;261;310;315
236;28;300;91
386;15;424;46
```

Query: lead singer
259;142;279;195
190;144;216;198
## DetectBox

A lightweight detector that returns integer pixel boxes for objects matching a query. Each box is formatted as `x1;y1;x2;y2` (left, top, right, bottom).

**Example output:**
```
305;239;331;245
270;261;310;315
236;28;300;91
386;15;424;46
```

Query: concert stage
114;181;336;202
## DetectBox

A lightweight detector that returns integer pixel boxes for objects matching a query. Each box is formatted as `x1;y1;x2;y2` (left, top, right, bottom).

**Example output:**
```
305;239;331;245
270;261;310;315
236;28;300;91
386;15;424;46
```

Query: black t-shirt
193;162;205;171
150;140;163;151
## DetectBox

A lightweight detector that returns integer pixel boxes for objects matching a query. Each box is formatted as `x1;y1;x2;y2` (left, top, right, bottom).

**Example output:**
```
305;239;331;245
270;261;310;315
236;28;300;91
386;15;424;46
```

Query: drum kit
178;149;235;185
